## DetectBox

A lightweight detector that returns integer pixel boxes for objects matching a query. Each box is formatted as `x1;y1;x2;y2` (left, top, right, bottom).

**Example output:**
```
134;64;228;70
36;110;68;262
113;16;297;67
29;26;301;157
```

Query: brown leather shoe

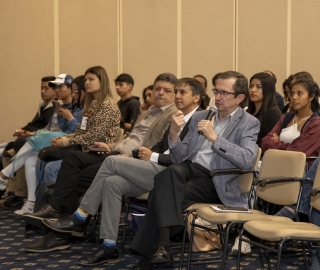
43;214;86;237
23;204;61;226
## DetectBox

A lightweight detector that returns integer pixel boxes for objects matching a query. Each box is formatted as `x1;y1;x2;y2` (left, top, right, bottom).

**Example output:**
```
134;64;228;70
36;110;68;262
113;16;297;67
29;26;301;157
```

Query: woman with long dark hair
247;72;281;147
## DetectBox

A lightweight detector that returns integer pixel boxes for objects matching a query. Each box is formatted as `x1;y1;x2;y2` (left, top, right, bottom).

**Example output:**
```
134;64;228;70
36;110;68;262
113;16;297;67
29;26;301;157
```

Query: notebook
211;205;253;214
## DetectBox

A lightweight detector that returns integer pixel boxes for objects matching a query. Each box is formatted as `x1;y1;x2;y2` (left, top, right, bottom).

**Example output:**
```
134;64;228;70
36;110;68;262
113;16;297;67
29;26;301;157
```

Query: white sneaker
0;176;8;191
230;236;251;255
14;200;35;215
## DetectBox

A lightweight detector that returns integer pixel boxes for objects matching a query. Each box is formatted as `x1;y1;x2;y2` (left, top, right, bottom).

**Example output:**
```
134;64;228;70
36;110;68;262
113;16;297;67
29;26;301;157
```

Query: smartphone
219;206;248;211
52;100;61;108
85;145;109;152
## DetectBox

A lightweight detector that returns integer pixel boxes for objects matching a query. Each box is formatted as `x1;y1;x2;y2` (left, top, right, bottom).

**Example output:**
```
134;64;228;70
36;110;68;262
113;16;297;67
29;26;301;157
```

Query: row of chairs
112;148;320;269
184;149;320;270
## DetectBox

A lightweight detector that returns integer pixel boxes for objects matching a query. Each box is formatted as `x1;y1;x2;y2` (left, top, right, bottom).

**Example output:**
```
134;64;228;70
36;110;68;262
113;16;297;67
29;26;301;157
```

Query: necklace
294;115;310;126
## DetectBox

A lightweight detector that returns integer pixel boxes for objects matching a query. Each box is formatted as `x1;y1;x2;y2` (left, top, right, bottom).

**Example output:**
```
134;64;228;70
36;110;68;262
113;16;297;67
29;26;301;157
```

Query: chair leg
237;227;245;270
221;222;236;270
276;240;285;270
121;198;130;252
186;213;198;270
179;210;194;269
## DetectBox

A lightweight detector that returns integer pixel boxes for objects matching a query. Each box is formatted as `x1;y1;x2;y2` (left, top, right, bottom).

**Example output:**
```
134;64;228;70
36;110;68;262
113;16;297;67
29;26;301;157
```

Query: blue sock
73;208;89;223
102;239;116;252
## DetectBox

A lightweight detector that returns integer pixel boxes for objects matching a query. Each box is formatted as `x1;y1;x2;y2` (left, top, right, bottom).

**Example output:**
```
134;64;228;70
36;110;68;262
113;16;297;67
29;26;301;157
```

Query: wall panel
59;0;118;97
2;0;320;142
0;0;55;142
237;0;288;91
181;0;235;92
291;0;320;84
122;0;177;97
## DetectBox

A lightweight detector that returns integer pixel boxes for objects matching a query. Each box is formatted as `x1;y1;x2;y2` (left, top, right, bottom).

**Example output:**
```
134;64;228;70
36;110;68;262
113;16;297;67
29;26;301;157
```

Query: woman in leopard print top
53;66;121;146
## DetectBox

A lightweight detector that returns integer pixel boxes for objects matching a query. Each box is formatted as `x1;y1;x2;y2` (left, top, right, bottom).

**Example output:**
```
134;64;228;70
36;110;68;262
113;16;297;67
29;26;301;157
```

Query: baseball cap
48;74;74;87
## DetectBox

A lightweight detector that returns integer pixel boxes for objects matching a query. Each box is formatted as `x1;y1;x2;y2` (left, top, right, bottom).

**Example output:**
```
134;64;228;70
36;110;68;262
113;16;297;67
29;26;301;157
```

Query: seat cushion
244;220;320;241
196;206;293;224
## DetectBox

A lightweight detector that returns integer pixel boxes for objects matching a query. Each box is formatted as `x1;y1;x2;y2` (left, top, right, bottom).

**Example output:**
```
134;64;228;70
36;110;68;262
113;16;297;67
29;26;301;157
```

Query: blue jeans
297;156;320;226
36;159;62;187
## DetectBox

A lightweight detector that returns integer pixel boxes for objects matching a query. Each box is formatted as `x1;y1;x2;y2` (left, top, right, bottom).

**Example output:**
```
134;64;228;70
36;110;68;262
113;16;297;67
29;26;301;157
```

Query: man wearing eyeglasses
131;71;260;270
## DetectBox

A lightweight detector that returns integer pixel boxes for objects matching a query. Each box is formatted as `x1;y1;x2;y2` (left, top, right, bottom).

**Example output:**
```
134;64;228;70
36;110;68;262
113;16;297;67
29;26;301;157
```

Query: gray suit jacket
170;108;260;208
110;103;177;153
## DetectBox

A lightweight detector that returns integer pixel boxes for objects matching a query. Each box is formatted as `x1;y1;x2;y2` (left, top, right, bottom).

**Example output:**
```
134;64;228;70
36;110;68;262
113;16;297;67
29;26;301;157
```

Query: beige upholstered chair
186;149;306;270
179;148;262;268
237;160;320;270
115;128;124;143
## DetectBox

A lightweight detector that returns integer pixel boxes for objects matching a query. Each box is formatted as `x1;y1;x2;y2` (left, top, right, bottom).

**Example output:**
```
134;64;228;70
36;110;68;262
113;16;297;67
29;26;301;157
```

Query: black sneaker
2;195;25;208
24;232;70;253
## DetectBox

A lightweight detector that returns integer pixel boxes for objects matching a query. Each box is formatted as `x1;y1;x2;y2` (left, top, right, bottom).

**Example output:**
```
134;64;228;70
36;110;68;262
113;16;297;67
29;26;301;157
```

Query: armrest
310;187;320;197
306;157;318;162
209;168;257;177
258;177;312;187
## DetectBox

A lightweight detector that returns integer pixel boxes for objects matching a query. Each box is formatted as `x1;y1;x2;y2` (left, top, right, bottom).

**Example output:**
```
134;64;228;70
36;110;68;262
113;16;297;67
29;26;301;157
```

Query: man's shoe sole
25;243;70;253
23;215;56;227
43;220;84;237
77;258;119;266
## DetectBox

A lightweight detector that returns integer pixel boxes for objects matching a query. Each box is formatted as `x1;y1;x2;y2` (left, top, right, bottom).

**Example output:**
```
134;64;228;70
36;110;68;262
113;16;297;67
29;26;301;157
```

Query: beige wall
1;0;320;142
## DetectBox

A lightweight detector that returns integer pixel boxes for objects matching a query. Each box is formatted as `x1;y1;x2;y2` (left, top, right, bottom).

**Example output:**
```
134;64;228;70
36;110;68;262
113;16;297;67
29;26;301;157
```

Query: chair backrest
136;192;149;201
310;163;320;211
256;149;306;206
238;147;262;194
115;128;124;143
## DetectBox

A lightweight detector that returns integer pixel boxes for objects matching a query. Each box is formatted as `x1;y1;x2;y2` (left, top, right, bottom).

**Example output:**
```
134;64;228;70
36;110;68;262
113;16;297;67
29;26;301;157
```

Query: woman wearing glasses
246;72;281;147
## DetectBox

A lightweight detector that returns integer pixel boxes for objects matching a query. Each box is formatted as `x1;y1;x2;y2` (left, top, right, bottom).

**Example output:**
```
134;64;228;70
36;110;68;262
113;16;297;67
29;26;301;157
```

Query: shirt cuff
150;152;159;164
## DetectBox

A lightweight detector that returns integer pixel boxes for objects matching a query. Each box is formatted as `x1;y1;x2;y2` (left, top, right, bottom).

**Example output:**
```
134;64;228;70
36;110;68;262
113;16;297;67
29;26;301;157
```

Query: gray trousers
80;155;166;241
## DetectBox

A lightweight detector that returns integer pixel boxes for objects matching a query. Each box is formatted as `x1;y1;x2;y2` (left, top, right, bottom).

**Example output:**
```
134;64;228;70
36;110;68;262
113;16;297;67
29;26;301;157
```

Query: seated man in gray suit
25;78;204;263
130;71;260;269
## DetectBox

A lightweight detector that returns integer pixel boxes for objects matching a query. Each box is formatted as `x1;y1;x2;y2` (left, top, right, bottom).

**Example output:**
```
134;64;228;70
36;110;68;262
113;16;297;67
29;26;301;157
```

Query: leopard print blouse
63;97;121;146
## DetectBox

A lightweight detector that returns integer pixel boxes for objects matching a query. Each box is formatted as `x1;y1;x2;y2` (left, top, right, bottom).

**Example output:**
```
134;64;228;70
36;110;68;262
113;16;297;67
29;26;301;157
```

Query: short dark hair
216;71;248;108
41;76;56;89
154;73;177;86
212;72;222;87
193;74;207;88
41;76;56;82
115;73;134;86
175;78;204;105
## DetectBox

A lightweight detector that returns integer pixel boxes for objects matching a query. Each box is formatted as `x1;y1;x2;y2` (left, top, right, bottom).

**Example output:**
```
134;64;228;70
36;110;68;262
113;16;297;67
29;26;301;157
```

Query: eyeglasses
71;90;79;94
212;89;236;97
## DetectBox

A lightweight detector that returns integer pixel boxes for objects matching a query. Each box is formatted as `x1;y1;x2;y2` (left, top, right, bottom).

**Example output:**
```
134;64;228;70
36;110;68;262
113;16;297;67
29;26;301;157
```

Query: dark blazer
22;100;55;132
151;107;202;167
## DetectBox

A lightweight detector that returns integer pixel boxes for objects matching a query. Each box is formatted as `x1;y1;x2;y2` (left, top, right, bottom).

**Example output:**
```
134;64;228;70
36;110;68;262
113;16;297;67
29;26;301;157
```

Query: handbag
28;130;66;151
186;213;221;252
37;144;82;162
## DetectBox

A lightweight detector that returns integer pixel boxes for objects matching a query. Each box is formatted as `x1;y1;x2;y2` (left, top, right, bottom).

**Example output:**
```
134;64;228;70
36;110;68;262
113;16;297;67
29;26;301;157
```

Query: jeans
36;159;62;187
296;156;320;226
